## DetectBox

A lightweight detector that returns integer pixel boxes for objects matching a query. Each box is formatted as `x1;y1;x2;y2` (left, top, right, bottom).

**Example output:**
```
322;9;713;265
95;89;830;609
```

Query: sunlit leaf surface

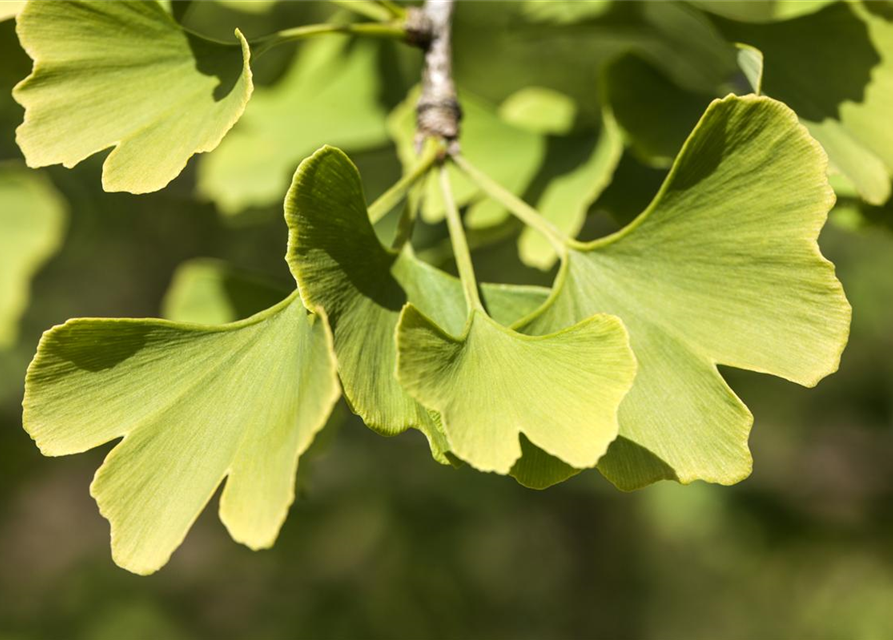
14;0;253;193
396;305;635;474
285;146;551;461
23;292;339;574
521;95;851;490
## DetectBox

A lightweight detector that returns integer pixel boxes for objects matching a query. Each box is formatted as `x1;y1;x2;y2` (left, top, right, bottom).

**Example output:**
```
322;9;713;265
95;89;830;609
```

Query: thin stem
368;142;441;224
440;164;484;312
252;21;407;56
451;153;569;253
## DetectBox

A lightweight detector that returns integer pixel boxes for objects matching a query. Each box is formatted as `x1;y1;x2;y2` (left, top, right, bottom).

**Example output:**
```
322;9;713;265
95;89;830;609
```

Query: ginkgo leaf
23;291;340;574
14;0;253;194
716;1;893;204
162;258;288;324
395;306;635;474
519;95;851;490
198;36;390;215
285;146;552;460
389;87;545;224
690;0;835;23
0;165;66;348
0;1;24;22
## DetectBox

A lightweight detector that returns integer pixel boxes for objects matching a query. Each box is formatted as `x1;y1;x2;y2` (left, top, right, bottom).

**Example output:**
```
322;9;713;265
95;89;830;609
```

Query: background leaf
0;165;66;349
198;36;391;215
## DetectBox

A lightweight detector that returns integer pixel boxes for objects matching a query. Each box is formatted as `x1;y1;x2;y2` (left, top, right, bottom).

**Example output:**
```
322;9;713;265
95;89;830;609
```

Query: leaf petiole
251;21;407;57
439;164;484;312
451;153;569;255
368;139;441;224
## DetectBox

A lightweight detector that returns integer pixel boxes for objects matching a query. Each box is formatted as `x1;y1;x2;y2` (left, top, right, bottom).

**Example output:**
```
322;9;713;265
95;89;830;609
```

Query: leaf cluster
1;0;883;574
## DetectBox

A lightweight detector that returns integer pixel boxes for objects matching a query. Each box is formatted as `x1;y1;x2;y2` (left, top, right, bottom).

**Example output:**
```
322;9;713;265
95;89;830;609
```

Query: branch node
416;0;460;148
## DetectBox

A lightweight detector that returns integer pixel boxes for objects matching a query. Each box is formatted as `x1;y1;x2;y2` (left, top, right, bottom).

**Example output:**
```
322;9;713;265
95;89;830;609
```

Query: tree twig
415;0;461;152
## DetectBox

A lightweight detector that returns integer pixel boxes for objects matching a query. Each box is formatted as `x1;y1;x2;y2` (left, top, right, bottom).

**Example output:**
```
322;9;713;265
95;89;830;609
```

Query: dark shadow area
605;52;713;164
588;152;668;231
186;32;246;102
863;0;893;21
0;20;30;161
43;321;149;373
219;268;289;320
715;2;881;121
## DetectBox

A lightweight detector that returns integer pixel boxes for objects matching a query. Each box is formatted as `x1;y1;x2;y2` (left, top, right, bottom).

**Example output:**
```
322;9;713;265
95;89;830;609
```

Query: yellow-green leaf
396;306;636;474
14;0;253;193
521;95;851;489
23;292;339;574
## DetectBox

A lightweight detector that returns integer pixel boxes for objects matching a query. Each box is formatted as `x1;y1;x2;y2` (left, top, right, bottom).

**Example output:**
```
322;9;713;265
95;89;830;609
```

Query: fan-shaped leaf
199;36;390;215
520;95;851;490
0;166;65;348
396;306;635;474
23;292;339;574
285;146;551;461
14;0;253;193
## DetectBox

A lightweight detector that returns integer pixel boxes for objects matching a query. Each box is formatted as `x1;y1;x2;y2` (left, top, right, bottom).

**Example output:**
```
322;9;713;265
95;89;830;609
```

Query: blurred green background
2;2;893;639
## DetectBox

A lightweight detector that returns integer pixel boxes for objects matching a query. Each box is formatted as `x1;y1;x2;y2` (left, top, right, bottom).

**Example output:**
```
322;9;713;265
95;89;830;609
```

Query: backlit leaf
396;306;635;474
0;165;66;348
14;0;253;193
23;291;340;574
285;146;552;461
199;36;390;215
520;95;851;490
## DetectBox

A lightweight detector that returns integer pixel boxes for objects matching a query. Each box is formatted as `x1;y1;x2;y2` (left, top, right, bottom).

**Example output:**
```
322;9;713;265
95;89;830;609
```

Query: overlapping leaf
199;36;391;215
519;95;851;490
396;305;635;474
23;292;339;574
716;1;893;205
14;0;253;193
285;146;552;462
0;166;66;348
